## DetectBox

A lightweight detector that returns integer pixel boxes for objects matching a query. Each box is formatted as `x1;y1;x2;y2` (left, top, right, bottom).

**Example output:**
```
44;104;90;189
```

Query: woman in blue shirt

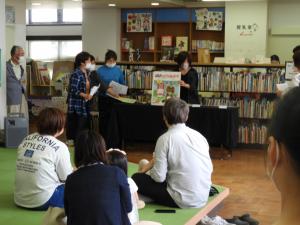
97;50;125;148
96;49;125;86
66;51;93;142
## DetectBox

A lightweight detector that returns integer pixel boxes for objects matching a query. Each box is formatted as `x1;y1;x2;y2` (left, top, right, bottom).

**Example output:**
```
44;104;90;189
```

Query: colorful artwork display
127;13;152;32
195;8;223;31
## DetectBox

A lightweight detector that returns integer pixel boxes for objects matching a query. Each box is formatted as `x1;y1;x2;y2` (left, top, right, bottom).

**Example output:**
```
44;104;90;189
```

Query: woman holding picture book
175;51;200;104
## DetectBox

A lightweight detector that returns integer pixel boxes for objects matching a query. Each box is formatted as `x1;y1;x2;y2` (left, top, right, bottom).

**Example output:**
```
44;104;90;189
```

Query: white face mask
89;64;96;71
18;56;25;64
106;62;116;68
182;62;189;70
85;62;92;70
267;142;280;185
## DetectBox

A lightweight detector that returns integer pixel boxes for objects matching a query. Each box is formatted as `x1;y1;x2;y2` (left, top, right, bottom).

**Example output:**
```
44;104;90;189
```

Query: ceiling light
108;3;116;7
32;2;41;6
151;2;160;6
72;0;81;2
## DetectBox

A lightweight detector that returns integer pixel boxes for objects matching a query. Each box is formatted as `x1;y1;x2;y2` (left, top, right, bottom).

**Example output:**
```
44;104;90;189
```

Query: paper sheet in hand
276;83;288;92
109;81;128;95
90;85;100;97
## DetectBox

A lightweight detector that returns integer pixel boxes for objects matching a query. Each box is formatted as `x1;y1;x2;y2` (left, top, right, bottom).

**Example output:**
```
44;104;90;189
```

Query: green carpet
0;148;226;225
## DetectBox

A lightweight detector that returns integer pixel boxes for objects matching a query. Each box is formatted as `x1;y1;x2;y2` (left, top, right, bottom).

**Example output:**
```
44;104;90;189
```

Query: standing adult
175;51;200;104
6;45;28;118
66;51;93;143
96;50;125;148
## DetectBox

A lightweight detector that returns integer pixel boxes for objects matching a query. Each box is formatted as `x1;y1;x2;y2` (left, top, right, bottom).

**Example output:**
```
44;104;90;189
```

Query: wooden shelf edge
96;61;285;68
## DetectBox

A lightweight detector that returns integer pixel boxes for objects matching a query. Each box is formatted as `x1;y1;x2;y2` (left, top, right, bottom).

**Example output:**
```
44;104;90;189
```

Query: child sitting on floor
106;149;145;224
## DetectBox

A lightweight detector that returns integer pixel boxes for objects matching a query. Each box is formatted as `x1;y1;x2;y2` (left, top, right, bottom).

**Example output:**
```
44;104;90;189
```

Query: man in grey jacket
6;45;28;117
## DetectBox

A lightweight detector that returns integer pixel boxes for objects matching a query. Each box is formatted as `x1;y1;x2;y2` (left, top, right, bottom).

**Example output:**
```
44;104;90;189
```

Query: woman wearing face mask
89;55;119;97
66;51;93;143
267;86;300;225
96;49;125;86
96;50;125;148
175;51;200;104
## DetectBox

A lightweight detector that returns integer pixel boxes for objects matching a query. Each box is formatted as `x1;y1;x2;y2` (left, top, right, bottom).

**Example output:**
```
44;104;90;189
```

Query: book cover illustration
161;36;172;47
160;47;175;62
127;13;152;32
151;71;181;105
175;36;188;54
195;8;223;31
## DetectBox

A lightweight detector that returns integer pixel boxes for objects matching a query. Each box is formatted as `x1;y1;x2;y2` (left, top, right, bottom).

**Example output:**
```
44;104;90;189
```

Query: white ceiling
25;0;295;9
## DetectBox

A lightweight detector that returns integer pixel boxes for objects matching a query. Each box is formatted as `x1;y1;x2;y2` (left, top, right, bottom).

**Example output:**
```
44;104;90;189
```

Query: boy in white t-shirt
14;108;73;210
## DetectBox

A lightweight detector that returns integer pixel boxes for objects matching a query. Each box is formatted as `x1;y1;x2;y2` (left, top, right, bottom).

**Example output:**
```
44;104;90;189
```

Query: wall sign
236;23;259;36
127;13;152;32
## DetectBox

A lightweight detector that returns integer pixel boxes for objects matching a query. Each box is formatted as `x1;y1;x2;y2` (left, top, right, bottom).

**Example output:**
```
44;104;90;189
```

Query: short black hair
175;51;192;67
105;50;117;62
293;45;300;54
90;54;95;62
269;87;300;174
270;55;280;63
74;130;107;168
10;45;22;57
293;51;300;69
37;108;66;136
74;51;90;69
106;150;128;175
163;97;189;125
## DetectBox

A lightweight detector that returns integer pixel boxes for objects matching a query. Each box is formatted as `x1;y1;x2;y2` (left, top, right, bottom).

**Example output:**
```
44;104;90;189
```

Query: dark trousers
132;173;178;208
66;112;89;141
98;96;120;148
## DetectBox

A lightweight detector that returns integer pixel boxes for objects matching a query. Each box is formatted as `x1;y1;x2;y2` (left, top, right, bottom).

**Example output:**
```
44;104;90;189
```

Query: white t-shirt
128;177;139;224
150;123;213;208
14;133;73;208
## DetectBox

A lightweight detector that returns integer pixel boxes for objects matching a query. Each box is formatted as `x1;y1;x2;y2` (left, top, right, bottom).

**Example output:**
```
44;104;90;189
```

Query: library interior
1;0;300;225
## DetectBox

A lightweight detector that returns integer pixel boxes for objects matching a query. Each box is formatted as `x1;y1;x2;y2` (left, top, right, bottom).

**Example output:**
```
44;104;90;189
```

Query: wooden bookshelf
120;8;225;63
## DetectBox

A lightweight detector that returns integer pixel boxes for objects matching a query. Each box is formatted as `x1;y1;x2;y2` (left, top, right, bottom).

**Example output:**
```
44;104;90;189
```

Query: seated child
107;149;145;224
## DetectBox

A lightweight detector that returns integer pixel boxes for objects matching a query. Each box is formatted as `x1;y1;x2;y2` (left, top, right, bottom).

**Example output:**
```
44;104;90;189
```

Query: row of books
238;123;268;144
200;97;274;119
120;67;283;94
198;71;283;93
124;69;153;89
236;97;274;119
30;61;51;86
192;40;224;52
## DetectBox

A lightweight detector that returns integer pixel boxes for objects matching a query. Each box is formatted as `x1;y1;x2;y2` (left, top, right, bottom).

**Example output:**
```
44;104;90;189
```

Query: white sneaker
200;216;235;225
211;216;235;225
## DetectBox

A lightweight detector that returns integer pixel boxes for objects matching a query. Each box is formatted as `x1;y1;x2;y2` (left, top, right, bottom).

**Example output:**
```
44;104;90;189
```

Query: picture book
151;71;181;106
175;36;188;54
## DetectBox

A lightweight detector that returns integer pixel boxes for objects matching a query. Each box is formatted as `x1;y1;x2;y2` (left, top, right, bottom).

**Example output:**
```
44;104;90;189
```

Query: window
31;9;58;23
63;8;82;23
60;41;82;58
29;41;59;60
26;9;29;24
28;40;82;61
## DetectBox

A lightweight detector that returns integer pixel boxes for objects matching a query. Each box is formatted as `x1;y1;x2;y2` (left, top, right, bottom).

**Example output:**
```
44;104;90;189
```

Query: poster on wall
151;71;181;106
195;8;223;31
127;13;152;32
5;6;15;24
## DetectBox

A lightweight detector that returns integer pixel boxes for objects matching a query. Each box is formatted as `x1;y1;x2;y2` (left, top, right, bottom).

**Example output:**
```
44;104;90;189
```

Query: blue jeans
34;184;65;210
